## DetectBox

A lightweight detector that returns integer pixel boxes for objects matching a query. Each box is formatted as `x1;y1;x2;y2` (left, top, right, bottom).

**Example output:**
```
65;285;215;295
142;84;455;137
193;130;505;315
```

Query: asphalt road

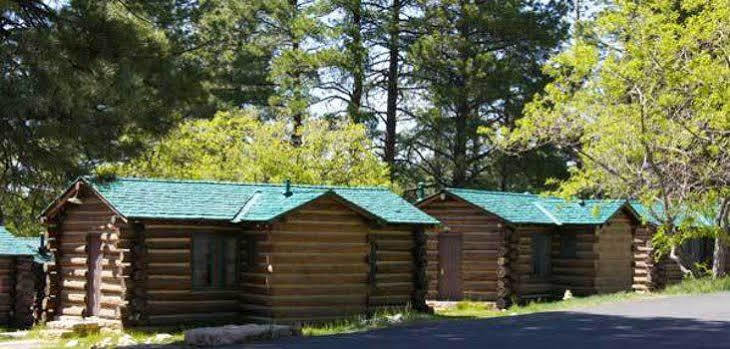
242;292;730;349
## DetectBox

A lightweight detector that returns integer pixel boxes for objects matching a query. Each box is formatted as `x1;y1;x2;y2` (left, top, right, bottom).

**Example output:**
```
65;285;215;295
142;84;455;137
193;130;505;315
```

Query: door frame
85;232;103;317
437;231;463;300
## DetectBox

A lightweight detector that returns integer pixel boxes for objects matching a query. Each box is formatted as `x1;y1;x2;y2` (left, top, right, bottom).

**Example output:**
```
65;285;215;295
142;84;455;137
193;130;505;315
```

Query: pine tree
404;0;570;188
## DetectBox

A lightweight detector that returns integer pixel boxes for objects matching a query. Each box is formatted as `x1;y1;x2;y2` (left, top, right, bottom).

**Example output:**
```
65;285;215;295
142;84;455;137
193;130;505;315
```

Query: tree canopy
402;0;571;189
106;110;390;187
502;0;730;276
0;0;206;234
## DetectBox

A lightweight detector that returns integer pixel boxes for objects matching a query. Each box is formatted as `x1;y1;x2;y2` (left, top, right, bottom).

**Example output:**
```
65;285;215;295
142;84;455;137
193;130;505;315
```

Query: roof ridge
446;188;625;203
85;176;391;191
446;188;542;197
533;202;563;225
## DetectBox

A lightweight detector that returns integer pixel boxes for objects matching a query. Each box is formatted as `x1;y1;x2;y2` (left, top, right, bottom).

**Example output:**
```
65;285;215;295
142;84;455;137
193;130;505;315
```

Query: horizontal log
242;304;367;318
462;291;497;300
270;231;364;243
267;243;368;254
257;264;368;274
61;305;85;316
268;284;367;296
368;295;411;306
146;290;238;301
147;300;239;315
267;253;365;264
267;273;366;284
147;249;190;263
145;238;190;250
376;251;413;262
147;263;189;276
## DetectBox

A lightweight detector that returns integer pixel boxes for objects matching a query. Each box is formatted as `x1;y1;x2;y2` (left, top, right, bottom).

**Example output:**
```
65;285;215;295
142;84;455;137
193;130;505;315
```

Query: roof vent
579;199;586;206
67;182;83;205
283;179;293;197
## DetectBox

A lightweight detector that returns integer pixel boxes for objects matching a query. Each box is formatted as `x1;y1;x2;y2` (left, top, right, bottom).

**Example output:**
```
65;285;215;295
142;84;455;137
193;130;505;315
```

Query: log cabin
39;177;438;327
418;189;641;308
629;202;724;291
0;225;48;328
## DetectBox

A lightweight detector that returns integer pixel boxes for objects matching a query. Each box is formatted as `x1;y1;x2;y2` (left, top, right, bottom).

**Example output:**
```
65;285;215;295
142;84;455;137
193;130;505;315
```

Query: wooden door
438;233;463;300
86;234;103;317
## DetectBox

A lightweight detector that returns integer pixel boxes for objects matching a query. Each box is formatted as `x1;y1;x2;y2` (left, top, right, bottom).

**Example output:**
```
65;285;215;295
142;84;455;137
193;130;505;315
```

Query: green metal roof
440;188;630;225
0;226;49;262
79;177;438;225
630;201;714;227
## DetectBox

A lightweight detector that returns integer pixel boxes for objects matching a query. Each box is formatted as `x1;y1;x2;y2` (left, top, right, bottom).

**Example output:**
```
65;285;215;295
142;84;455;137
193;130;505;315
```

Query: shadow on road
125;311;730;348
240;311;730;349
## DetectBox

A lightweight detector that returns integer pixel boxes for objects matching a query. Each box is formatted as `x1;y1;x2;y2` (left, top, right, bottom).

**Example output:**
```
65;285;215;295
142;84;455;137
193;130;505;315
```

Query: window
531;233;551;277
246;236;257;268
560;233;577;259
192;234;238;289
683;237;713;265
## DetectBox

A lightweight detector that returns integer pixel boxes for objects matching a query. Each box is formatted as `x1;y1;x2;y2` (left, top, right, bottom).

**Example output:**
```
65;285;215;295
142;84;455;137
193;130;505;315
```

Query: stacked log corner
0;256;45;328
495;227;511;309
13;257;37;328
0;257;14;325
631;224;681;292
411;227;429;313
127;222;146;326
43;222;61;323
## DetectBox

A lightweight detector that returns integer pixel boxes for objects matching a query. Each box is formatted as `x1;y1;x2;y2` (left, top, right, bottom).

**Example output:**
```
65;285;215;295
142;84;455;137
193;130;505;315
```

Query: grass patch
0;324;184;348
55;328;184;348
438;291;649;318
663;276;730;295
440;276;730;319
302;307;438;336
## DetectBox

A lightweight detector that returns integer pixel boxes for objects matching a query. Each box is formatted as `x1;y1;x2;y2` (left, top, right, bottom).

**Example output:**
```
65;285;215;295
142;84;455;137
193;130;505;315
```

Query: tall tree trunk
290;0;303;146
349;0;364;122
668;244;697;277
452;105;468;187
712;237;727;278
384;0;400;180
712;198;730;277
452;2;469;187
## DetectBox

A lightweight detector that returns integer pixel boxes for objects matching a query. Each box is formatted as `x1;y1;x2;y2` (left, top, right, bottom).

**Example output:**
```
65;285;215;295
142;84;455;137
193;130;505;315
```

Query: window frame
559;233;578;259
191;232;240;291
531;233;552;278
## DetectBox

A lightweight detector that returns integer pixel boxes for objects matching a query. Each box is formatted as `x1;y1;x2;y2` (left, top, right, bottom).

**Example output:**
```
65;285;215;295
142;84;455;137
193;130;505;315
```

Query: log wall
48;187;427;326
594;212;634;293
247;197;370;323
369;225;415;309
48;187;124;323
0;257;14;325
422;195;639;305
550;225;598;297
420;195;503;301
141;221;242;326
632;225;687;291
510;226;555;299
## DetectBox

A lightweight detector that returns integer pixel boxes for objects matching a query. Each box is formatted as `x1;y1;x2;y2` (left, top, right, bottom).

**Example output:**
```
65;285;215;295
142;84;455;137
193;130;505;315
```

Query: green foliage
403;0;570;188
302;305;433;336
0;0;207;233
503;0;730;273
106;109;390;186
663;276;730;295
